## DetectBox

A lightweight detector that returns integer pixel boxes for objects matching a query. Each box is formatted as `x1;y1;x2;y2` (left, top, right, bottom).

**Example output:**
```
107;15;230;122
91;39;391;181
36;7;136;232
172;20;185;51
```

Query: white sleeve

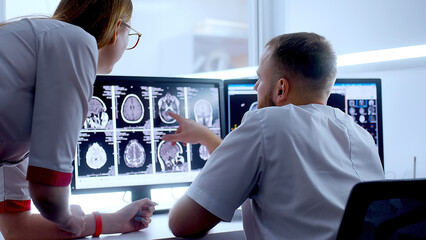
186;111;265;221
27;25;98;186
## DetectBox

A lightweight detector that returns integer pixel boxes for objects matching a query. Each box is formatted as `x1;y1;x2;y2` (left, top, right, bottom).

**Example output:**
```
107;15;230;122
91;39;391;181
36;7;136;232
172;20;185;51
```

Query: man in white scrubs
163;32;385;240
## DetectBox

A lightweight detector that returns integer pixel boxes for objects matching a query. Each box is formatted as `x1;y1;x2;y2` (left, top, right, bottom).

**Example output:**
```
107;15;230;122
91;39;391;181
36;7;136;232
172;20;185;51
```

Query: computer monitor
224;79;258;133
328;79;383;164
224;78;384;165
71;75;225;201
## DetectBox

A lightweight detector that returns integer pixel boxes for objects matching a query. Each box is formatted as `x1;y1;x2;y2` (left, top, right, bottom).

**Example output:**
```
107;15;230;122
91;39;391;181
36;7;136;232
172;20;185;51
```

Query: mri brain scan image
157;140;184;172
121;94;144;124
86;142;107;169
158;92;180;124
86;96;109;129
194;99;213;127
199;145;210;161
123;139;146;168
359;115;366;123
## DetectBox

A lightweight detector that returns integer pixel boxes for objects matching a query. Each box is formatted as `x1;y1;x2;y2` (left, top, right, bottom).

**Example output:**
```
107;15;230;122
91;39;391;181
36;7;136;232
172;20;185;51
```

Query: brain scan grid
329;83;380;145
74;81;221;189
347;99;378;144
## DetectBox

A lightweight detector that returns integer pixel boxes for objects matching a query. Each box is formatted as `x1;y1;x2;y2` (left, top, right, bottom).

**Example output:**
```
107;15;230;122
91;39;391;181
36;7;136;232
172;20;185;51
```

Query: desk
78;212;245;240
0;212;244;240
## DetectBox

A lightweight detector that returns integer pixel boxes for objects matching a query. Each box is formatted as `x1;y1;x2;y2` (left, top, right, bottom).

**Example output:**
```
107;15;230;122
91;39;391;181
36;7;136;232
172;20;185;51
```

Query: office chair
336;179;426;240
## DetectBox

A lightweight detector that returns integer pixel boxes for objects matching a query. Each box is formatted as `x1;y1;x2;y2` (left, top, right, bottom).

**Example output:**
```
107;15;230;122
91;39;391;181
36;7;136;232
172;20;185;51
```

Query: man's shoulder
252;104;360;134
254;104;335;121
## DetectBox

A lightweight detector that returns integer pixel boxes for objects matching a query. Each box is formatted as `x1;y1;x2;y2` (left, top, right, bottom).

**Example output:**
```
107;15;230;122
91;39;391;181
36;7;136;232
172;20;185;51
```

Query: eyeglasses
121;21;142;50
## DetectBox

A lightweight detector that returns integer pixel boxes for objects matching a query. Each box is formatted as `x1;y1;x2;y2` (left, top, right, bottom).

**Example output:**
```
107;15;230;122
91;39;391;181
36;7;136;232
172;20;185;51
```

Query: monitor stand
131;187;152;202
131;187;169;214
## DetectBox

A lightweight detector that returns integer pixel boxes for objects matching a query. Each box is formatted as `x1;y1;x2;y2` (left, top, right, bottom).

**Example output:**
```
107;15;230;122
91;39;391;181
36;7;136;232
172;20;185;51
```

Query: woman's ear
275;77;289;105
110;19;123;44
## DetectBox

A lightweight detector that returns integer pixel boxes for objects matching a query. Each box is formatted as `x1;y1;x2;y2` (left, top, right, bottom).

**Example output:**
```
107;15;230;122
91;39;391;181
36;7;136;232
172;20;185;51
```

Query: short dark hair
266;32;337;94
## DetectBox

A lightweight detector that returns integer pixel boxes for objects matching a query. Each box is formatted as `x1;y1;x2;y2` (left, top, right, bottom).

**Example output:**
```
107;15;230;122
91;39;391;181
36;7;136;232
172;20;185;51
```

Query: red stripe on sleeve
26;166;72;187
0;200;31;213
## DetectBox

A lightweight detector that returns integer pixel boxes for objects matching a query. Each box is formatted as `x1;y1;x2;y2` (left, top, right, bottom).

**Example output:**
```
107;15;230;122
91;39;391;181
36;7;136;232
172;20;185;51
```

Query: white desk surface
77;213;245;240
0;212;244;240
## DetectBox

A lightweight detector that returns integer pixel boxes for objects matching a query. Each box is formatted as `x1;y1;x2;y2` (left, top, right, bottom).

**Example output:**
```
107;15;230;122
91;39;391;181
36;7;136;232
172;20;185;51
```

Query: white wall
4;0;59;20
340;62;426;179
268;0;426;55
266;0;426;179
111;0;249;77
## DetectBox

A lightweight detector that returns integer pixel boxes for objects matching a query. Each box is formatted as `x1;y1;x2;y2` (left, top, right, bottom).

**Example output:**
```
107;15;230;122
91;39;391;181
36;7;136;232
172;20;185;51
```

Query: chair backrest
336;179;426;240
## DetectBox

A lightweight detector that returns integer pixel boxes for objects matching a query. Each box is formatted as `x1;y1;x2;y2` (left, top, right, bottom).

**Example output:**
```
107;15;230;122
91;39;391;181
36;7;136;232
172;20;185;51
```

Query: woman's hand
105;198;157;233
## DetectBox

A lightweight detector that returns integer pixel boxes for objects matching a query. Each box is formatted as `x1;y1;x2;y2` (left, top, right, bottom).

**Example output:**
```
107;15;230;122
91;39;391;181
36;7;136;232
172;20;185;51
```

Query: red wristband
92;211;102;237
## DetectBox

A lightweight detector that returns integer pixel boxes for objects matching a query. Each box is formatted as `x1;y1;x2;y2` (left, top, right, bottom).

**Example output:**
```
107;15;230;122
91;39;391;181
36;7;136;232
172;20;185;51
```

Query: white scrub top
0;18;98;212
187;104;385;240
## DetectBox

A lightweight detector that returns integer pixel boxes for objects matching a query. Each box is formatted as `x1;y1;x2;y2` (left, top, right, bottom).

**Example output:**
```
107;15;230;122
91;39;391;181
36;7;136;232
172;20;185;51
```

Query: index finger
168;112;184;123
162;132;183;143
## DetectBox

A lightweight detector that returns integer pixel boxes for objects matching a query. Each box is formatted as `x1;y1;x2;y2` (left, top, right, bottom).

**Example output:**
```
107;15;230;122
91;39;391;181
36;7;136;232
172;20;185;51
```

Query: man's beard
257;92;276;109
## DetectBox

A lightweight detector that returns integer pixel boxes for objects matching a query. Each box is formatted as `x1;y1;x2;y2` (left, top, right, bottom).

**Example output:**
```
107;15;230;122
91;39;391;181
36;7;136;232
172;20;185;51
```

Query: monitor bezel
223;78;384;166
223;78;258;134
71;75;226;198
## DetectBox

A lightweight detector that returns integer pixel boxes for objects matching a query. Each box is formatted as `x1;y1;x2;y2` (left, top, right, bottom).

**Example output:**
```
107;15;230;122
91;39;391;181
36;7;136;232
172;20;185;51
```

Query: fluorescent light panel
337;44;426;67
180;44;426;79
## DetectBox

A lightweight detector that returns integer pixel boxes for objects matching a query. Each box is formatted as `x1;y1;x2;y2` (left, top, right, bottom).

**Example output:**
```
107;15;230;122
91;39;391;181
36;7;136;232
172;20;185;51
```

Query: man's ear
110;19;122;44
275;77;289;105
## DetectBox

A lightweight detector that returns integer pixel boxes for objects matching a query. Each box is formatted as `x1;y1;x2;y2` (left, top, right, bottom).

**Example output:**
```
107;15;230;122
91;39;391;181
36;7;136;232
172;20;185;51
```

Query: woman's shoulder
29;19;97;50
2;18;96;48
31;19;90;38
